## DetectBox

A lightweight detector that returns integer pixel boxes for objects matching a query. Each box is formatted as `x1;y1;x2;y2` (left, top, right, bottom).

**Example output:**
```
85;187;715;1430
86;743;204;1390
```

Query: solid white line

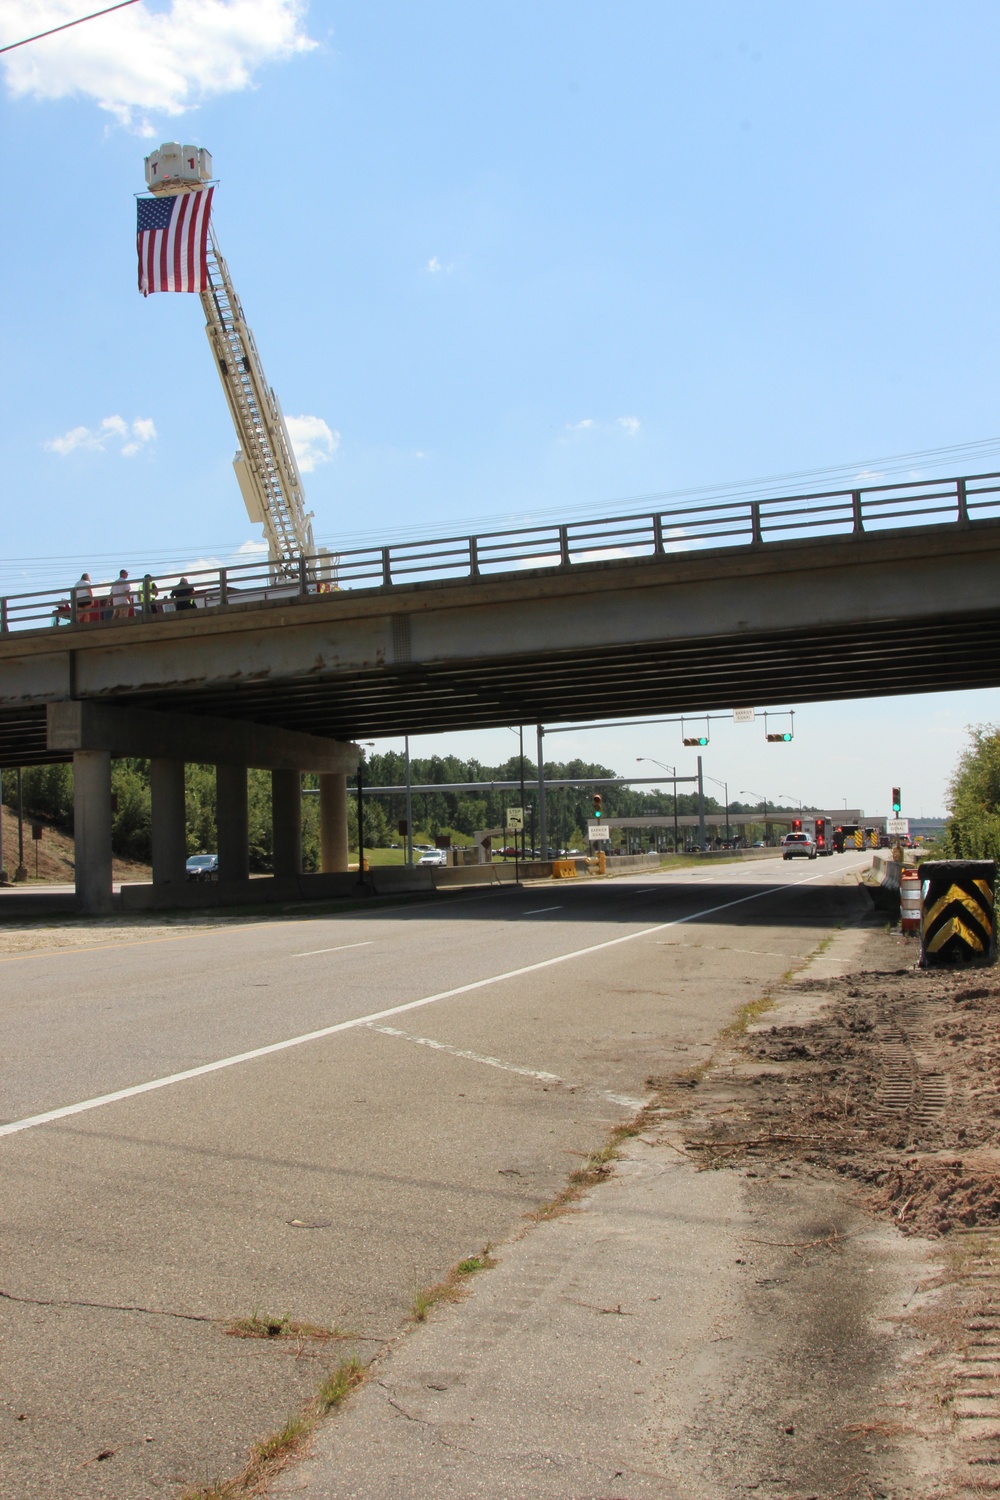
367;1025;563;1083
293;942;373;958
523;905;563;915
0;861;855;1141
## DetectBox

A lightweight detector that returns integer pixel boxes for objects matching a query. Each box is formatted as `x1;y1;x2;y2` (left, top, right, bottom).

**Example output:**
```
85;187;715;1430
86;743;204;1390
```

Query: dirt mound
676;941;1000;1239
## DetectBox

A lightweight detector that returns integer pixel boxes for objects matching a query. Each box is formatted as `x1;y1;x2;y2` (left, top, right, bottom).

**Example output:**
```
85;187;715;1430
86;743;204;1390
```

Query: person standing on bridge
111;570;133;620
75;572;95;623
171;577;195;611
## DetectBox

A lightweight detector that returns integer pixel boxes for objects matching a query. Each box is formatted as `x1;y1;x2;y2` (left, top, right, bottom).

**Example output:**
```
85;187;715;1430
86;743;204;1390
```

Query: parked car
417;849;449;866
781;832;817;860
186;852;219;881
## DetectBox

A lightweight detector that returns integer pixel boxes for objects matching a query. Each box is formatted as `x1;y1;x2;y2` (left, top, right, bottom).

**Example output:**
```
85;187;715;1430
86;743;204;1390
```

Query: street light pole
636;756;679;852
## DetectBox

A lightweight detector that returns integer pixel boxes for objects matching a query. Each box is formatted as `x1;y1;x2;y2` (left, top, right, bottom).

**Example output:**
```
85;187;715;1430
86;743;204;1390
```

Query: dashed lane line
0;861;862;1141
293;942;373;958
366;1025;562;1082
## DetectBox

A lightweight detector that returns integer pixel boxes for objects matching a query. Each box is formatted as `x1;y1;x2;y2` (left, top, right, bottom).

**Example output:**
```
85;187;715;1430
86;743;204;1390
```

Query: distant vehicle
186;853;218;881
781;832;817;860
412;843;436;853
417;849;449;866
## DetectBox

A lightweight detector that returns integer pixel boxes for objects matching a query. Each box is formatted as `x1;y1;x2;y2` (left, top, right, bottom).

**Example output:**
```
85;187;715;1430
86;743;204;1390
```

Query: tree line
1;751;738;868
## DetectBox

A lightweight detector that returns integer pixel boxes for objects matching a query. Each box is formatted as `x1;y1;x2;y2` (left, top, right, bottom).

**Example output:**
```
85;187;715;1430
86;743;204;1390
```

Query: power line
0;0;140;55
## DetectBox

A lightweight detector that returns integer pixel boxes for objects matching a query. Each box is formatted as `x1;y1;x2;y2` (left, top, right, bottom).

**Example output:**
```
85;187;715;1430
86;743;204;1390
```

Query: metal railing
4;469;999;636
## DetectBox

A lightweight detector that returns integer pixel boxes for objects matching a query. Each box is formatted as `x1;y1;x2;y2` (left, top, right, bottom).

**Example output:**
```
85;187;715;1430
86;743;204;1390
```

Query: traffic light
891;786;901;814
592;793;603;819
682;736;708;746
766;732;793;742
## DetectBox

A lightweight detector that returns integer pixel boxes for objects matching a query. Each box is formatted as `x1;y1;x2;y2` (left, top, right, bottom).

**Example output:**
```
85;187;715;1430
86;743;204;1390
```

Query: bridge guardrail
4;469;1000;636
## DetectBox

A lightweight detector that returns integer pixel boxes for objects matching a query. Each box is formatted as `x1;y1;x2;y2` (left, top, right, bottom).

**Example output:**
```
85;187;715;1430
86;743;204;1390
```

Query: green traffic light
782;732;792;742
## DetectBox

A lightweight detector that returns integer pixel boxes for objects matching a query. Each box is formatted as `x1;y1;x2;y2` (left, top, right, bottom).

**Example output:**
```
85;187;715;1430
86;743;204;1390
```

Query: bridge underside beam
45;701;358;773
96;607;1000;743
2;609;1000;767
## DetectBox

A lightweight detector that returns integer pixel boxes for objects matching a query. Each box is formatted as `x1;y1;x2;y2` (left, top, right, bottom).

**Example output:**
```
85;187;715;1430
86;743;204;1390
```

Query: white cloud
565;416;640;436
427;256;454;274
285;413;340;473
0;1;316;133
45;414;156;457
235;538;269;556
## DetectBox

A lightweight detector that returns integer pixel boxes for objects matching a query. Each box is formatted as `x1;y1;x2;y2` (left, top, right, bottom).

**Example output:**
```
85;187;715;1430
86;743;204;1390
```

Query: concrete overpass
0;470;995;908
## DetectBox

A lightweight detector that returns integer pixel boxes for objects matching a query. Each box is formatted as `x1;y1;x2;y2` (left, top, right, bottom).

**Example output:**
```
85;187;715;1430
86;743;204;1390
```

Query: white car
417;849;449;866
781;832;817;860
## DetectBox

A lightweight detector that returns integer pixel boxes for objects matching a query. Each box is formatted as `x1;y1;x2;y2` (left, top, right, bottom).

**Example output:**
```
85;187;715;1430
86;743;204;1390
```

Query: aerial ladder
142;143;331;583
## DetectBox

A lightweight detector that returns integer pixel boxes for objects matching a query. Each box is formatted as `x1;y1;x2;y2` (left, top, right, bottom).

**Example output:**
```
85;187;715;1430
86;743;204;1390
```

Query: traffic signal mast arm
201;227;315;577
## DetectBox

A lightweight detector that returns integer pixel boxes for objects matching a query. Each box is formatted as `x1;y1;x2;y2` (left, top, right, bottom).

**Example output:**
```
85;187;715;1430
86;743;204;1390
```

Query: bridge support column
319;772;349;873
74;749;113;914
272;769;302;876
217;763;249;881
150;759;187;884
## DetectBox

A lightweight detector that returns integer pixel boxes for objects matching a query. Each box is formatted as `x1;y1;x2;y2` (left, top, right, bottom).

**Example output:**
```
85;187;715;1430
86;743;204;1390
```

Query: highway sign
732;707;755;723
505;807;524;831
886;818;909;835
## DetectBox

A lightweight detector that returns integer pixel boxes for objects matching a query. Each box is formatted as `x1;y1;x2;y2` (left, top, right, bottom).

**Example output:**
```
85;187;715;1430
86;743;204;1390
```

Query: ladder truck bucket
144;143;213;195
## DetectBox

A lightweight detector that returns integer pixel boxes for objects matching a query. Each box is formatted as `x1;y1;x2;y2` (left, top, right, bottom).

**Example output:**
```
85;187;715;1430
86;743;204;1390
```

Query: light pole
741;788;770;845
703;773;730;845
780;792;804;811
637;757;679;852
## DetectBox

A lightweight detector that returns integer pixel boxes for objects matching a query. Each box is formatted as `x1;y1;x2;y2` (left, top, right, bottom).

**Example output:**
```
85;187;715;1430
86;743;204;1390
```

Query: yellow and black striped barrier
919;860;996;967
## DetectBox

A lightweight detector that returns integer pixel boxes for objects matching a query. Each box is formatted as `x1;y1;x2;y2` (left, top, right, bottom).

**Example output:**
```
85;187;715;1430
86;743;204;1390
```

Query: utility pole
697;755;706;851
16;767;26;881
356;756;366;886
536;724;547;857
404;735;413;867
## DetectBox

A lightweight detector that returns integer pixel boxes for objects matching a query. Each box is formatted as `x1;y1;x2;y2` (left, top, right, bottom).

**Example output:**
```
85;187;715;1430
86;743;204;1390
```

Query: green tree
944;724;1000;860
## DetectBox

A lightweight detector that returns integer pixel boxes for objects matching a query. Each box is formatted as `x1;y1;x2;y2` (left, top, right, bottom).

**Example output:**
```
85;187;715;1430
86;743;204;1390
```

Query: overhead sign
588;822;609;841
886;818;909;835
505;807;524;831
732;707;755;723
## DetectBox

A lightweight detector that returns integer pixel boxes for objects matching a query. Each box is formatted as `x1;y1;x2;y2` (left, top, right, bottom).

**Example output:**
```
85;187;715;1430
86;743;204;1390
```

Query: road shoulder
273;920;952;1499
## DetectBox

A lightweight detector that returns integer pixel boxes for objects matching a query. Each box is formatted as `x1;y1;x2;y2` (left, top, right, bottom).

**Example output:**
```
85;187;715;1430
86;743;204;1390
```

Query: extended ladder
201;226;316;579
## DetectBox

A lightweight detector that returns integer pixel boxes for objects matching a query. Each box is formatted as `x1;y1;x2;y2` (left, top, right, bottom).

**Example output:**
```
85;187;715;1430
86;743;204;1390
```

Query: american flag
136;187;214;296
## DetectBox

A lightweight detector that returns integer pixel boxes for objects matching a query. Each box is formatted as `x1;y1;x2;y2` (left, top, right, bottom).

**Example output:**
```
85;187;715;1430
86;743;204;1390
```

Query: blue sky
2;1;999;815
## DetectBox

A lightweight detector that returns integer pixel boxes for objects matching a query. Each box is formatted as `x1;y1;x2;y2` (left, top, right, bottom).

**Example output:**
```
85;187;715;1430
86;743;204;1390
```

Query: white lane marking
370;1027;645;1113
366;1025;562;1083
523;905;563;916
656;942;781;957
293;942;373;958
0;860;858;1141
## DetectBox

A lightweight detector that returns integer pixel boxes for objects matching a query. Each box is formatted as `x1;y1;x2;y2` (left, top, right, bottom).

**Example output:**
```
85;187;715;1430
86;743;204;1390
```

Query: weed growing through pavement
410;1245;497;1322
179;1353;369;1499
723;994;776;1038
225;1309;351;1343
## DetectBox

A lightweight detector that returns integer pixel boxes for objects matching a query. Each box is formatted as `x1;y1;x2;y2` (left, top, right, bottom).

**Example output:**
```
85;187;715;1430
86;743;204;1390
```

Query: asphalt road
0;855;870;1499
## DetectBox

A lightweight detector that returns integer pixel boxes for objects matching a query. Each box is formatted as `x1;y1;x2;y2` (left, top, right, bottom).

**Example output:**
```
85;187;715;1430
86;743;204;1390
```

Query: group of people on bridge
53;571;197;625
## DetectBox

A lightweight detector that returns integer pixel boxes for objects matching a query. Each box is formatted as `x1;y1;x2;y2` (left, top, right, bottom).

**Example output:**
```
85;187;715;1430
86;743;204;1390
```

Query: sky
2;0;999;816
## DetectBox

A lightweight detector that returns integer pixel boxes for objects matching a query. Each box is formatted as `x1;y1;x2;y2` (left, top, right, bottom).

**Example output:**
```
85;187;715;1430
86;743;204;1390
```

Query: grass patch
532;1120;647;1222
410;1245;497;1322
225;1309;352;1343
179;1352;371;1499
722;995;776;1038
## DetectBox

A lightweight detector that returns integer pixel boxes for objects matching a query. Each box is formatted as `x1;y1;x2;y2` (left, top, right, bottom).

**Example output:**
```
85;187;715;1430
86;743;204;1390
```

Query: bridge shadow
0;870;870;934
